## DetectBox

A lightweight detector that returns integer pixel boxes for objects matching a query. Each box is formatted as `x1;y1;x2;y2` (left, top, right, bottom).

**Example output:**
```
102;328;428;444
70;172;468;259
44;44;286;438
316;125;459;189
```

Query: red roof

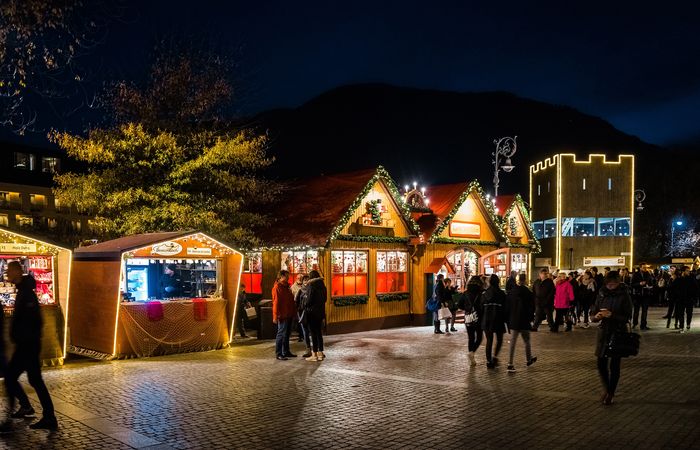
416;182;469;237
494;195;515;216
74;231;195;260
257;169;380;247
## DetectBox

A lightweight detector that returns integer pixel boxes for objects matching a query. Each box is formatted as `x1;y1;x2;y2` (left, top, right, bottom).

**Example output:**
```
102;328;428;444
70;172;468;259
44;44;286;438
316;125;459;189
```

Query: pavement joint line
26;391;173;449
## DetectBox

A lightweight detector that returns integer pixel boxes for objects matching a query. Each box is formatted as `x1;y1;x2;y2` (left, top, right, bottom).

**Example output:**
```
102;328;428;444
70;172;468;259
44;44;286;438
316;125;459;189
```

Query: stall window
562;217;595;237
376;251;408;294
281;250;319;284
41;157;60;173
543;218;557;238
511;253;528;273
241;252;263;294
598;218;614;236
533;221;544;239
331;250;368;297
614;218;630;236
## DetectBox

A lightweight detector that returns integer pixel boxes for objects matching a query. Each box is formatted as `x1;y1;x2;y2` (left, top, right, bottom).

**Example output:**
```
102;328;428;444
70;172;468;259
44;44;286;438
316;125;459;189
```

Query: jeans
534;304;554;331
508;330;532;366
5;342;55;419
632;296;649;328
275;318;293;357
597;356;622;395
299;315;311;348
484;330;503;363
465;325;483;352
555;308;571;331
576;300;590;324
236;310;246;337
307;316;324;352
677;301;694;329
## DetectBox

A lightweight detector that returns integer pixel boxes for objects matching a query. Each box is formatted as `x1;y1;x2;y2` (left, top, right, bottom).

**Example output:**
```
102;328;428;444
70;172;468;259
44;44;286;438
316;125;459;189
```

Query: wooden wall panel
67;260;121;355
340;181;411;237
224;253;244;340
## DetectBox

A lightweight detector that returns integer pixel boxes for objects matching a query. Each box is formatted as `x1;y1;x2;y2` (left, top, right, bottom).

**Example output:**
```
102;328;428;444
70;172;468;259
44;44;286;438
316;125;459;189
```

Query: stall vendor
161;264;181;298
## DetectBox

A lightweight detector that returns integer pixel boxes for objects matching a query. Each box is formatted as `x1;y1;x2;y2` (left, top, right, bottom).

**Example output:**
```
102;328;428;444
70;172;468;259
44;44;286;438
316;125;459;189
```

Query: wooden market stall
0;227;71;365
68;231;244;359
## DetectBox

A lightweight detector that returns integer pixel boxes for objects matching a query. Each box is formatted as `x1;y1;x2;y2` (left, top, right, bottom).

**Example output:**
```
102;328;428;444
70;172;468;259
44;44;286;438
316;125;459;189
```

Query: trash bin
258;299;277;340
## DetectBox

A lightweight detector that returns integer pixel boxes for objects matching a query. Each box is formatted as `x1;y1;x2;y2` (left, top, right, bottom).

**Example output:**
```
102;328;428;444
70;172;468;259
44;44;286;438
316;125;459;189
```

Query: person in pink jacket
554;272;575;332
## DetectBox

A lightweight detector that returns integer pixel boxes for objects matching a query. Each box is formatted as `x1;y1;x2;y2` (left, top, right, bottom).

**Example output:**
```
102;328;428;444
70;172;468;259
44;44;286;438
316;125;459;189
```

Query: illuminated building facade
529;154;635;271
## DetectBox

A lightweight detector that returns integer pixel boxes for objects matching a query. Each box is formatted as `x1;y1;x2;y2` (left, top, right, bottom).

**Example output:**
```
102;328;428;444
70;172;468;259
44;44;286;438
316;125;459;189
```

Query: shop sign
0;242;37;253
151;241;183;256
671;258;694;263
187;247;213;256
449;221;481;238
535;257;551;267
583;256;625;267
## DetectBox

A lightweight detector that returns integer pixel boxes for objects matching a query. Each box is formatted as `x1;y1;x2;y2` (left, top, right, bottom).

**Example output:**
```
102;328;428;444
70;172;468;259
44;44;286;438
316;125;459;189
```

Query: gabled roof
0;226;72;253
73;231;195;260
499;194;542;252
494;195;514;216
257;167;417;248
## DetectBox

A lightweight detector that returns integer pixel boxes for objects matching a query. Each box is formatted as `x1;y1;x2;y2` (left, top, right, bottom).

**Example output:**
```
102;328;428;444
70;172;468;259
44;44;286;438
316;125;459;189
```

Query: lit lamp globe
501;158;515;173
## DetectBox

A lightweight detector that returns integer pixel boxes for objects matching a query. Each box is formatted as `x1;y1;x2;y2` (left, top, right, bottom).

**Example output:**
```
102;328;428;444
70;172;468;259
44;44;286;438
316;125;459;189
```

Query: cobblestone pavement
0;307;699;449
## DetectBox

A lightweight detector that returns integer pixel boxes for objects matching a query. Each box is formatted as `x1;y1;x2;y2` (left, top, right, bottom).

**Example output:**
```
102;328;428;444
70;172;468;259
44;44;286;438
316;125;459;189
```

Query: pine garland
332;295;369;307
377;292;410;302
336;234;409;243
501;194;542;253
367;199;382;225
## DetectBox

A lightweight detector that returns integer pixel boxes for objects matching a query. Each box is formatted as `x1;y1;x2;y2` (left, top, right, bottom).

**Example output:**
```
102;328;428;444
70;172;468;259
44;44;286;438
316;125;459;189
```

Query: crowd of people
428;264;700;405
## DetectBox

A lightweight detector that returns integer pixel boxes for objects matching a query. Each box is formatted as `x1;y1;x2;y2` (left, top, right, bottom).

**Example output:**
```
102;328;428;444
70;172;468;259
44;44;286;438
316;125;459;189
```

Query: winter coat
505;276;517;294
480;286;507;333
272;280;296;321
507;285;535;331
679;275;700;305
533;277;555;308
11;274;42;345
554;279;574;309
304;277;327;320
458;282;483;327
666;276;683;303
579;278;596;305
591;284;633;357
434;280;450;307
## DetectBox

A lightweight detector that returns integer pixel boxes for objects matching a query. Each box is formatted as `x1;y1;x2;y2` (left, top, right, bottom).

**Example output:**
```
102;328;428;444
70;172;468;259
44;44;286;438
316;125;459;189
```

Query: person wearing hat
591;270;633;406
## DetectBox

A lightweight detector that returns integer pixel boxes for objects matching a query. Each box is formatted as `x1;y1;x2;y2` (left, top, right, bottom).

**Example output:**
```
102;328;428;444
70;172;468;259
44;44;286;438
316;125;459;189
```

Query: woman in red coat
272;270;296;360
554;272;574;332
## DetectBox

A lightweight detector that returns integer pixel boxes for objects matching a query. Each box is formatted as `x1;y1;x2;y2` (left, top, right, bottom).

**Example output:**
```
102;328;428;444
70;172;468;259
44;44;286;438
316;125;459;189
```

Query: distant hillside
250;83;663;193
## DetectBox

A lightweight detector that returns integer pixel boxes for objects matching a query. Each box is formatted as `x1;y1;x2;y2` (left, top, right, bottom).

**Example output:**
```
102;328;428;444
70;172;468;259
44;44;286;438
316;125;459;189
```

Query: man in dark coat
1;261;57;430
507;274;537;372
303;270;328;361
678;266;698;332
481;274;507;368
631;267;653;330
532;268;555;331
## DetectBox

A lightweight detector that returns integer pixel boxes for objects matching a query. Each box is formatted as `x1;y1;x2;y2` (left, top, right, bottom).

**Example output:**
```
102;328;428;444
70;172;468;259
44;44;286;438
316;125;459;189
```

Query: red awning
425;258;455;274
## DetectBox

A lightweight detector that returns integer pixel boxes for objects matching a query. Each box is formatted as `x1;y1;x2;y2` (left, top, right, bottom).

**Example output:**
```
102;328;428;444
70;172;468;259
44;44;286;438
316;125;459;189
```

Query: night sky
7;1;700;147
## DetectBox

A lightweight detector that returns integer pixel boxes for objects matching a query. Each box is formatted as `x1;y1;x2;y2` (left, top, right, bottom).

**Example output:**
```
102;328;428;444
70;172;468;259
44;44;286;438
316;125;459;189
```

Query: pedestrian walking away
481;274;507;369
532;268;555;332
272;270;296;360
458;276;484;367
1;261;57;431
591;270;633;406
303;270;328;361
554;272;575;332
507;274;537;373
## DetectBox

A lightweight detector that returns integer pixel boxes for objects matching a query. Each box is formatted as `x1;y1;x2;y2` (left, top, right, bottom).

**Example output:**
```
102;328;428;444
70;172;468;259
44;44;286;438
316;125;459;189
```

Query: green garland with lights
332;295;369;307
336;234;409;243
377;292;410;302
500;194;542;253
327;166;421;246
366;200;382;225
428;180;508;244
432;237;501;247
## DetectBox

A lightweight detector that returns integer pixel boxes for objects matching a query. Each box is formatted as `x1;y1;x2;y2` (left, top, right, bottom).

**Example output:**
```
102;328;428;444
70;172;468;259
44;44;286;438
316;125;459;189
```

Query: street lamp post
671;220;683;256
492;136;517;197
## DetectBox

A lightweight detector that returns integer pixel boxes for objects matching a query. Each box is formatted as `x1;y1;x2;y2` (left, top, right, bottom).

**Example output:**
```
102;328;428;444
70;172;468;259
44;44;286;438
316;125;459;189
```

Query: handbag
244;306;257;320
426;297;440;313
438;306;453;321
604;324;640;358
464;311;478;325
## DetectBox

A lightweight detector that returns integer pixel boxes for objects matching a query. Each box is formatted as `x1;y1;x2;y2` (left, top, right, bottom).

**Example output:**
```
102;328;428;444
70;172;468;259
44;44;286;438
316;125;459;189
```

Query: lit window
281;250;319;284
376;251;408;294
608;178;612;190
13;152;35;170
537;184;541;196
41;157;60;173
614;218;630;236
47;218;57;229
331;250;368;297
72;220;82;231
582;178;586;190
241;252;263;294
16;215;33;227
29;194;46;209
0;214;7;227
562;218;595;237
533;221;544;239
543;219;557;238
598;218;615;236
547;181;550;192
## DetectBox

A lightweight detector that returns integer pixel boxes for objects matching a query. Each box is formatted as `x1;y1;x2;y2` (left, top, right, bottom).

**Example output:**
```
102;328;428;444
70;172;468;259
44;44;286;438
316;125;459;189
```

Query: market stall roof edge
73;231;196;260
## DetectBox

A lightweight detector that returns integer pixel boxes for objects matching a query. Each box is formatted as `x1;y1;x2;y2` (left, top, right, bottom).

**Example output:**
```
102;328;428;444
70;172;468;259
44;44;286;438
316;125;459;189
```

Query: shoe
662;315;670;319
602;393;614;406
450;327;457;332
445;331;451;335
680;329;685;334
507;365;516;373
29;417;58;431
306;352;319;362
583;323;590;329
531;327;538;332
434;330;444;334
297;337;304;342
687;327;691;330
284;352;297;358
0;420;13;433
468;352;477;367
565;328;572;332
276;355;288;360
492;357;499;367
240;334;248;338
527;356;538;366
317;351;325;361
486;361;495;369
302;348;312;358
641;326;650;331
10;406;36;419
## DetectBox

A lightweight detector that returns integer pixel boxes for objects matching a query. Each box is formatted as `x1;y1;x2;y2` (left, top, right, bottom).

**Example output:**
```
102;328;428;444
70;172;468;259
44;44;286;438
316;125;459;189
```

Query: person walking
481;274;507;369
507;274;537;373
631;268;653;330
569;271;580;325
554;272;575;332
667;269;683;329
591;271;633;406
236;283;251;338
532;268;555;332
458;276;484;367
431;274;448;334
1;261;57;430
444;278;458;332
304;270;328;361
577;271;596;328
272;270;296;360
678;266;698;333
294;275;312;357
505;270;518;294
